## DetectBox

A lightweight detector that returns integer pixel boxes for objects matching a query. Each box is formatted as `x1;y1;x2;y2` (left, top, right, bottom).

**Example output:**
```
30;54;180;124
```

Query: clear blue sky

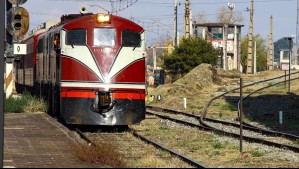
22;0;298;45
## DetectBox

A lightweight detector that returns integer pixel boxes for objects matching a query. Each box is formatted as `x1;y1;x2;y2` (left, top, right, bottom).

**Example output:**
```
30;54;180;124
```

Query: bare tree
216;6;244;24
195;12;208;24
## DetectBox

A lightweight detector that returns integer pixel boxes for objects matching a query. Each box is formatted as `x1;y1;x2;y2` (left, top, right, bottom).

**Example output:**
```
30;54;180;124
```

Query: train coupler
91;91;117;117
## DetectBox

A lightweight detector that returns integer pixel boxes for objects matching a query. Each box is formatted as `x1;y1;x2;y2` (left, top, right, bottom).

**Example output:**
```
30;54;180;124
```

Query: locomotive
15;10;146;125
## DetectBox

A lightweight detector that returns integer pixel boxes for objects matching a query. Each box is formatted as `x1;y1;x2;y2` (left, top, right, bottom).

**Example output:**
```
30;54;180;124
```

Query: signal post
1;0;29;167
1;1;5;167
5;0;29;98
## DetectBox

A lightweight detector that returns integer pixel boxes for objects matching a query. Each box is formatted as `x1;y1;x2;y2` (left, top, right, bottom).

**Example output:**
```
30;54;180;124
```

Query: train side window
54;34;60;52
122;30;141;47
37;39;44;53
66;29;86;46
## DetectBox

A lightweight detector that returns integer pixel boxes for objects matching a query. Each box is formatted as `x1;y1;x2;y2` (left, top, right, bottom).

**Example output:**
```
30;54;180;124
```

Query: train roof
23;12;143;40
23;19;61;40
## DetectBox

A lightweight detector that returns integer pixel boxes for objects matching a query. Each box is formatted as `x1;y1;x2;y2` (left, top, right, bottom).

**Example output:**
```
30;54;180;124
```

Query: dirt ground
147;64;299;135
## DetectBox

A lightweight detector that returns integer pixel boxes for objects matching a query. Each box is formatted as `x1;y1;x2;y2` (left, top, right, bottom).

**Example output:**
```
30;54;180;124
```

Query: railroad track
200;72;299;142
74;127;207;168
146;108;299;153
146;71;299;153
237;76;299;138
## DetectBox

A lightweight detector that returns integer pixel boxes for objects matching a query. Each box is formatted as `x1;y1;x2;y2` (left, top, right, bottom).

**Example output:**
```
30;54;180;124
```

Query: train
15;9;146;126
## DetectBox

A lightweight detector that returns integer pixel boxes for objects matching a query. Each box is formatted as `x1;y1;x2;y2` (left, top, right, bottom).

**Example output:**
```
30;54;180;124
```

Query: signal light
14;14;22;30
6;6;29;37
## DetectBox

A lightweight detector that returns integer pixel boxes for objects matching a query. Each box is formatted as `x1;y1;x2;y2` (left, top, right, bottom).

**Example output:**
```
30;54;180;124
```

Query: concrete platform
4;112;104;168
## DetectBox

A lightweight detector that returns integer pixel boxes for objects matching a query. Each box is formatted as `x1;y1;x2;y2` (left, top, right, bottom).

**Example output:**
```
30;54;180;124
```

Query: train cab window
122;30;141;47
93;28;116;47
54;34;60;52
66;29;86;46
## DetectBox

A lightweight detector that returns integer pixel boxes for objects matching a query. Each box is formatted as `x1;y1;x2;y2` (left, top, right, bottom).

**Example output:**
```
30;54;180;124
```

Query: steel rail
75;128;97;147
200;71;299;120
237;76;299;141
129;128;207;168
147;106;299;140
75;127;207;168
147;110;299;153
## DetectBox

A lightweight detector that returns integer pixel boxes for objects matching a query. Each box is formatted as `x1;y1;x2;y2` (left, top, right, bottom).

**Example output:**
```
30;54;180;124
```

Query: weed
251;150;264;157
211;151;221;156
219;112;223;118
245;88;253;93
213;142;224;149
220;103;238;111
70;141;126;168
5;93;47;113
159;126;170;131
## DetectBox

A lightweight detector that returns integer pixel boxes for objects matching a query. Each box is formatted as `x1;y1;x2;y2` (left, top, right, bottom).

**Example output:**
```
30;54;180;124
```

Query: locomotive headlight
96;14;111;23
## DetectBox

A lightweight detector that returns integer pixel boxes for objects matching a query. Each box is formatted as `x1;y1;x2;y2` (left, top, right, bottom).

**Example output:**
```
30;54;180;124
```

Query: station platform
4;112;103;168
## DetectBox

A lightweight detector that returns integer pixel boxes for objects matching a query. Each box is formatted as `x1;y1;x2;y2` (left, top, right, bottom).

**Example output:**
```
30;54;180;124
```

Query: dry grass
132;117;299;168
5;93;47;113
24;97;48;113
70;141;126;168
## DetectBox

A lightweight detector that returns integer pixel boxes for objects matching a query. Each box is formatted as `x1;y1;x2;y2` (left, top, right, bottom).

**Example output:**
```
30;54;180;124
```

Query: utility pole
184;0;190;38
269;16;274;70
1;1;5;167
254;41;257;74
153;47;157;70
247;0;254;74
223;24;228;70
174;0;178;47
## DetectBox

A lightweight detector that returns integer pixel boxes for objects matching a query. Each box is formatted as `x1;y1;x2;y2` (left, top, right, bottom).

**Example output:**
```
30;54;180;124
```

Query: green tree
163;38;220;76
241;34;268;72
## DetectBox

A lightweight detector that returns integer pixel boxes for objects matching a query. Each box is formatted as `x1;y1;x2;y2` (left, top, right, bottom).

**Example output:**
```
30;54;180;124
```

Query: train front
59;14;146;125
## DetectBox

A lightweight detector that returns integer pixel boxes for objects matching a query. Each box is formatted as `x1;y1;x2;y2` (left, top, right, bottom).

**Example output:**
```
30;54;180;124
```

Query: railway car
15;11;146;125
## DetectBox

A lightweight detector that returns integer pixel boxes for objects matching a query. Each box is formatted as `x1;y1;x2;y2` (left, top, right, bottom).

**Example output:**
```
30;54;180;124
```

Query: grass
5;92;47;113
219;103;238;111
268;82;287;88
213;142;224;149
251;150;264;157
70;141;126;168
131;116;299;168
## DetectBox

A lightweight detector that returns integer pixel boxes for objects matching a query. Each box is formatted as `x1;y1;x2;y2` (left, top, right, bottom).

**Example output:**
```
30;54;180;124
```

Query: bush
5;93;47;113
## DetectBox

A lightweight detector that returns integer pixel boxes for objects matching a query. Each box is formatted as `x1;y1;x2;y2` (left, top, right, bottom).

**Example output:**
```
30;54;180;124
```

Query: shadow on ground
224;92;299;136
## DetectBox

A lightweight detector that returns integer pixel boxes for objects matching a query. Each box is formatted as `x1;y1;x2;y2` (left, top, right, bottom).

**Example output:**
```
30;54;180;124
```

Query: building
193;23;244;71
280;49;299;70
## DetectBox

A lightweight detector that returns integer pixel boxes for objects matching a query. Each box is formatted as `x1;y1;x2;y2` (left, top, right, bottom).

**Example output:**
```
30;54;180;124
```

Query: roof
195;23;244;27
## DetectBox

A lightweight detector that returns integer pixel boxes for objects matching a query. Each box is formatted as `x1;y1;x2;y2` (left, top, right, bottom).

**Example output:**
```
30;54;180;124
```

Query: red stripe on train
60;89;145;100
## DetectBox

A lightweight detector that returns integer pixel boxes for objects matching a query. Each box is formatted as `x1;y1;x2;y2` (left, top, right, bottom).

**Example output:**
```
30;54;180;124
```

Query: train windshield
122;30;141;48
93;28;116;47
66;29;86;46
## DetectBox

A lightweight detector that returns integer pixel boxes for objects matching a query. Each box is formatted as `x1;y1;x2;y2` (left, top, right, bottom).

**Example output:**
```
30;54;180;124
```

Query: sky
21;0;298;45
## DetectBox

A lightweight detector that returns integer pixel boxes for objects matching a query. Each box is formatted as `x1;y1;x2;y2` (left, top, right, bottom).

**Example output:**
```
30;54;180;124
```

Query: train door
36;37;44;97
49;32;61;116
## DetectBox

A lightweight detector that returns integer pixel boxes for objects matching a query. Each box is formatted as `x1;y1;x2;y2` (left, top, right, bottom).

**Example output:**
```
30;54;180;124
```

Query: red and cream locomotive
15;11;146;125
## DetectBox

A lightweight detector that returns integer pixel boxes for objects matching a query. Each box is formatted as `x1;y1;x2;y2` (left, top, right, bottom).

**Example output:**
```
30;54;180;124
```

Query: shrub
5;93;47;113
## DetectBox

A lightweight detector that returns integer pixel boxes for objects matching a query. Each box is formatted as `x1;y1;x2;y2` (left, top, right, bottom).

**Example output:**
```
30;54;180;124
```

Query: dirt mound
148;64;226;110
174;64;224;87
152;64;224;94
